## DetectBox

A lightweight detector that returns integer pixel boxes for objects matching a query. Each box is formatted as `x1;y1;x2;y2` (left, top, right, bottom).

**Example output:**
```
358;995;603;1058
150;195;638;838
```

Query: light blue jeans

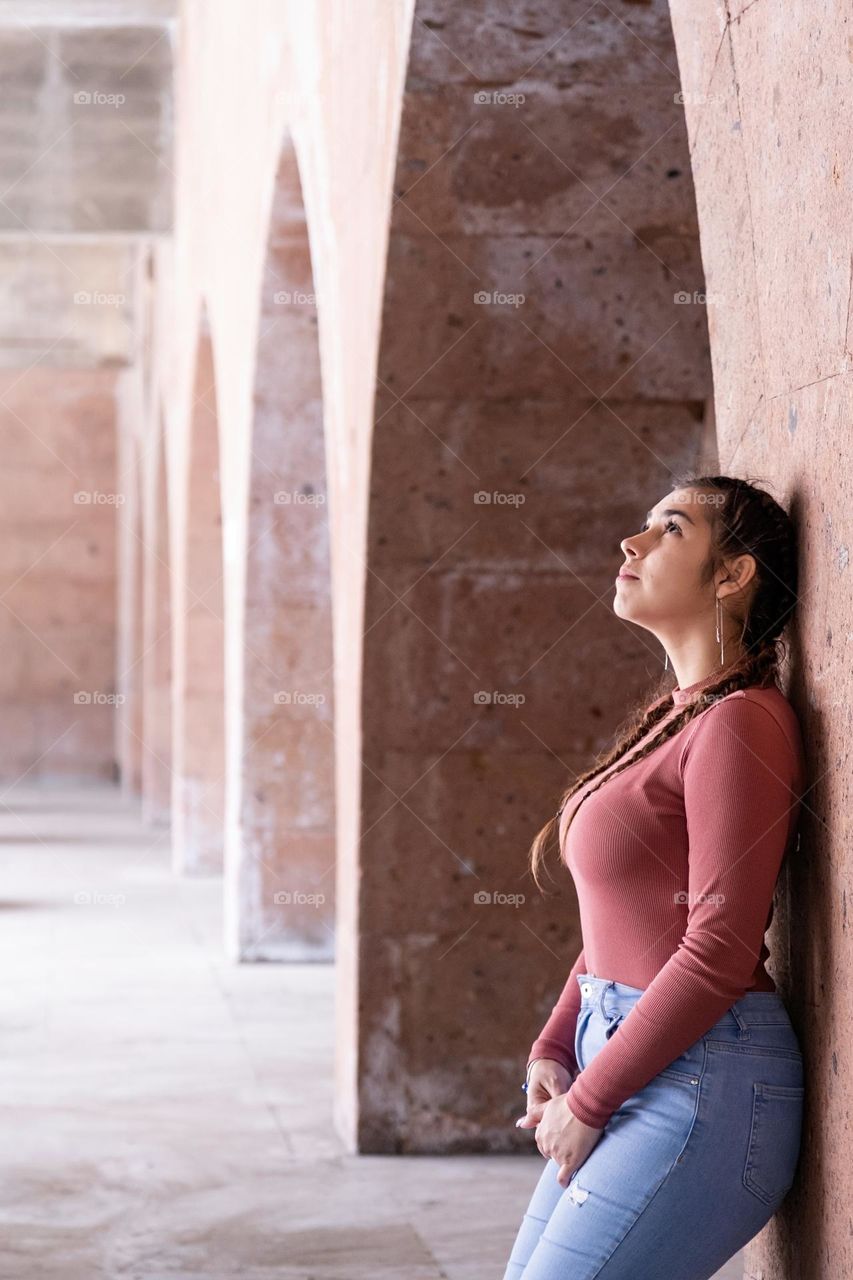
504;972;805;1279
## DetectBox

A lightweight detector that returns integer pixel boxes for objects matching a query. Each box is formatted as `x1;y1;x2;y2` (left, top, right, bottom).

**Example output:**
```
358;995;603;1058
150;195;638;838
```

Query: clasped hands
515;1058;605;1187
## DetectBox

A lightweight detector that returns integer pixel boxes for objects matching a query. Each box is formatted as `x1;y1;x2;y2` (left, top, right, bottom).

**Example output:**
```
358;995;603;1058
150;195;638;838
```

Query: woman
504;474;806;1280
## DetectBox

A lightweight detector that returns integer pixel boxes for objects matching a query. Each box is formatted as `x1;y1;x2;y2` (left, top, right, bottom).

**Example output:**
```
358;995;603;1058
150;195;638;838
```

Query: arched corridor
0;0;847;1276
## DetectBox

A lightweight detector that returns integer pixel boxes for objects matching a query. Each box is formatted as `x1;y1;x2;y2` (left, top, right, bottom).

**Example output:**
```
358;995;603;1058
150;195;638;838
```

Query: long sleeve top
527;673;805;1130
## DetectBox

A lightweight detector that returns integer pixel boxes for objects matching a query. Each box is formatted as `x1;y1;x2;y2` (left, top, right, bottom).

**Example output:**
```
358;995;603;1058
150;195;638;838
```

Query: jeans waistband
577;972;794;1029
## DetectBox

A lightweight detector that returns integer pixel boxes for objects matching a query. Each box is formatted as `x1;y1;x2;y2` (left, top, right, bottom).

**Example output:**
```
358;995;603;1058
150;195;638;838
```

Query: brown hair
528;474;799;893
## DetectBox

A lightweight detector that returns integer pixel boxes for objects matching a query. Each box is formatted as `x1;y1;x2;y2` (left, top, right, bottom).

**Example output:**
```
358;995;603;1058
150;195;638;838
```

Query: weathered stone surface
0;366;118;780
361;0;711;1154
0;22;172;234
670;2;853;1275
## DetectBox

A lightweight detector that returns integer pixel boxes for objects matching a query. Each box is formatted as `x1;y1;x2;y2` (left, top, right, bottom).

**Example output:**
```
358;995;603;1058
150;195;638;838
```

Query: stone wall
668;2;852;1274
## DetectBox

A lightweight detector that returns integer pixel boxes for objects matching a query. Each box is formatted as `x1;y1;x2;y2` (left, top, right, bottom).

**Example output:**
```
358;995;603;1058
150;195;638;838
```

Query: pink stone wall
361;0;711;1152
0;367;118;782
141;427;172;827
238;137;335;959
668;2;853;1273
171;324;225;874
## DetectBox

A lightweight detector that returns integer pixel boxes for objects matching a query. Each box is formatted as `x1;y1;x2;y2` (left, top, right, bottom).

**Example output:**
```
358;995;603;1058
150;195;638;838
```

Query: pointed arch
172;304;226;874
231;132;335;958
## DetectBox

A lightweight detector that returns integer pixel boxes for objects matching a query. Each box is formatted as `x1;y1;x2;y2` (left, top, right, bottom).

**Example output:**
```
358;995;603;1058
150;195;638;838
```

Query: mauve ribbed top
527;672;806;1129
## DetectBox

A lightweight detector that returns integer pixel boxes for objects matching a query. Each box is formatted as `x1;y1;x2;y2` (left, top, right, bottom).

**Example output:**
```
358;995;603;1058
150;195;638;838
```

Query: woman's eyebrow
643;507;697;527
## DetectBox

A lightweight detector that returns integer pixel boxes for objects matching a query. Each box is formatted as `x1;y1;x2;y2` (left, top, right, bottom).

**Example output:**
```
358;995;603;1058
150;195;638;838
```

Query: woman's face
613;486;718;630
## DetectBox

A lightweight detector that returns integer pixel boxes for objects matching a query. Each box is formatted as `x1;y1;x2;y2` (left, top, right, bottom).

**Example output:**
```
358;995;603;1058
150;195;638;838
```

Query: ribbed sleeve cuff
564;1080;609;1129
527;1037;576;1076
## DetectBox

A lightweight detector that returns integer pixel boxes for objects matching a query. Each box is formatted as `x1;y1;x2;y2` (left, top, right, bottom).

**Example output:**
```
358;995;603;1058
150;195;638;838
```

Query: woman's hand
515;1059;605;1187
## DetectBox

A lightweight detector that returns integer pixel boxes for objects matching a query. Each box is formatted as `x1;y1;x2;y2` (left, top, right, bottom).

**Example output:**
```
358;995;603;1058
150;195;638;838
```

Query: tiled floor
0;783;742;1278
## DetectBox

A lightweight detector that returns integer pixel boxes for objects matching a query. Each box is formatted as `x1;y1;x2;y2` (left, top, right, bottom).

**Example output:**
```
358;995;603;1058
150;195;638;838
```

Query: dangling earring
664;650;669;671
715;596;725;665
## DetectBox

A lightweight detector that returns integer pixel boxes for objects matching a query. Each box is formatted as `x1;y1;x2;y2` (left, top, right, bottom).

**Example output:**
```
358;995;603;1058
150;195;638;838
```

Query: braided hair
528;474;799;894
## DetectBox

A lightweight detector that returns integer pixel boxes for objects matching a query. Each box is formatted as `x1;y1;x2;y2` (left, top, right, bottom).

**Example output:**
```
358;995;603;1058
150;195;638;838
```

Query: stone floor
0;783;743;1279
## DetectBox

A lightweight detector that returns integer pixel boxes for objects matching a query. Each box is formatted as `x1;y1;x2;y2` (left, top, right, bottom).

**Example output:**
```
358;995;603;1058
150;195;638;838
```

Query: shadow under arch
233;129;335;960
141;415;172;831
172;303;226;875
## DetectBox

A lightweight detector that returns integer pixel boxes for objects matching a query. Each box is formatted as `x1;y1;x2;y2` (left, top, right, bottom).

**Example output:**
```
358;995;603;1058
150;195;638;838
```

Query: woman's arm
527;944;587;1077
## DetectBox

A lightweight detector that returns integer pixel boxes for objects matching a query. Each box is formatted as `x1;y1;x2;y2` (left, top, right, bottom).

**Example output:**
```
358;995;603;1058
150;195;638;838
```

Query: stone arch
233;132;334;959
357;2;713;1150
124;459;146;796
172;306;226;874
141;418;173;829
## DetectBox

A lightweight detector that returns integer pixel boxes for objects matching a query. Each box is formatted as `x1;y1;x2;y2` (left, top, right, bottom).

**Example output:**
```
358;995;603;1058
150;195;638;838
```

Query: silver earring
664;650;669;671
715;596;725;665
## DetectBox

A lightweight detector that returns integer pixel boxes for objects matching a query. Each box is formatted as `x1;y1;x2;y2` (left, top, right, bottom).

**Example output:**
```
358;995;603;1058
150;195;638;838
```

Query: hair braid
528;474;798;893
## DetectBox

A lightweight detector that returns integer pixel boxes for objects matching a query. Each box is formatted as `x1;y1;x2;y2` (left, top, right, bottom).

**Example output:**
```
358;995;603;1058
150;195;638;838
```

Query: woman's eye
639;520;681;535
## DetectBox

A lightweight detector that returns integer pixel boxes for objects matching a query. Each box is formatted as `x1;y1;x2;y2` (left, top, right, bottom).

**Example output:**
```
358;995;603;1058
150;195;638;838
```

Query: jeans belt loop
730;1001;750;1040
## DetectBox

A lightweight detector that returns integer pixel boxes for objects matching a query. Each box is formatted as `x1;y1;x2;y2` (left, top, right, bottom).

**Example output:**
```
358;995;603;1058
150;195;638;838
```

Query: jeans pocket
742;1082;805;1205
604;1011;625;1040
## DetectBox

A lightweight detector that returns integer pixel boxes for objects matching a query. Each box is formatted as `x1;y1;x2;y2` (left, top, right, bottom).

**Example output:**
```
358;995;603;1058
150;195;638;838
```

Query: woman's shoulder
717;682;800;735
681;682;805;781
